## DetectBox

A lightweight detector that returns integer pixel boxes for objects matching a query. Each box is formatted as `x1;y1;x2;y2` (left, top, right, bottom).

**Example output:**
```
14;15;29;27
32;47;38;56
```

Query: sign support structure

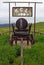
3;1;42;65
9;3;10;38
21;38;23;65
34;3;36;38
3;1;42;38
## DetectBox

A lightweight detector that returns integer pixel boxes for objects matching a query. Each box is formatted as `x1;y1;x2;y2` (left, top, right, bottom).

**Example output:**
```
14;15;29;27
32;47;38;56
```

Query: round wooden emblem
16;18;28;30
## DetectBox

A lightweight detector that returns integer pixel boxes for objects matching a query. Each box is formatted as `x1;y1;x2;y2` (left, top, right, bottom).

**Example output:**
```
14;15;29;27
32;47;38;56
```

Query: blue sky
0;0;44;24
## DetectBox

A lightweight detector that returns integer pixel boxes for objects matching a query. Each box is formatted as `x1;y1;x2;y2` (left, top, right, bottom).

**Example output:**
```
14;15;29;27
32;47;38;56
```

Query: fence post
21;38;23;65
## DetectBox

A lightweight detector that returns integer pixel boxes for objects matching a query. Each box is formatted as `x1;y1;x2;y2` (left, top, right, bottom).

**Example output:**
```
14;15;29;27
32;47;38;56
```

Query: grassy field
0;27;9;33
0;34;44;65
31;22;44;32
0;22;44;65
0;22;44;33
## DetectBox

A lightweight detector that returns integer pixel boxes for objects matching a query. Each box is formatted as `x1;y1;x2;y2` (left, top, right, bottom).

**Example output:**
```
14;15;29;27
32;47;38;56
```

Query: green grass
0;22;44;33
0;27;9;33
0;34;44;65
31;22;44;32
0;22;44;65
24;34;44;65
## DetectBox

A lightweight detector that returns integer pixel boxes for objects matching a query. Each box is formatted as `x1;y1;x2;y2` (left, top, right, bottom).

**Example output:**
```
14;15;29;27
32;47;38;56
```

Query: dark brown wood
29;23;32;33
15;38;17;45
13;36;29;40
12;24;14;32
27;37;29;45
11;18;34;45
3;2;42;4
16;18;28;30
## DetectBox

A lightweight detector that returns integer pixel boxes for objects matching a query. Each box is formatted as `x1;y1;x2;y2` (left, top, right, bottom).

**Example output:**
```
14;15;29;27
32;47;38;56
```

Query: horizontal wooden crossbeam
3;2;42;4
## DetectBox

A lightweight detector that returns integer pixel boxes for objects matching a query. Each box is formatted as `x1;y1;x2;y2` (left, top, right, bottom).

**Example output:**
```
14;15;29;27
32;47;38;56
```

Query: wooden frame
3;2;42;65
12;7;32;17
3;1;42;37
3;2;42;3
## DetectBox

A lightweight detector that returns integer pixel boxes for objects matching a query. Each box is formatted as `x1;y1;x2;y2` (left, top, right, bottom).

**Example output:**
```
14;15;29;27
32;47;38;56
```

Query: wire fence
0;31;44;36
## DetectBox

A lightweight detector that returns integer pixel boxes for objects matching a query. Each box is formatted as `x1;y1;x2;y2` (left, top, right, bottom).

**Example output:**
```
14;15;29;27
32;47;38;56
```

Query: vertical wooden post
34;3;36;37
21;38;23;65
9;3;10;38
15;3;16;7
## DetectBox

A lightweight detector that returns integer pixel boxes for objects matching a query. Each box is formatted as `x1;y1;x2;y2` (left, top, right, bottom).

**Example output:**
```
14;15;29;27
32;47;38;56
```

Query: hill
0;22;44;33
0;23;16;27
0;23;16;33
31;22;44;33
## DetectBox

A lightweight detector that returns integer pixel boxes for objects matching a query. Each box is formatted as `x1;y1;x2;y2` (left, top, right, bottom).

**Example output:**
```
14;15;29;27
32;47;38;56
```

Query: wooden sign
12;7;32;17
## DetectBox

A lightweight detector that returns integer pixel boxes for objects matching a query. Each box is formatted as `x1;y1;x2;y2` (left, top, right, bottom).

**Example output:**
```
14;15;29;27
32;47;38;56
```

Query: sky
0;0;44;24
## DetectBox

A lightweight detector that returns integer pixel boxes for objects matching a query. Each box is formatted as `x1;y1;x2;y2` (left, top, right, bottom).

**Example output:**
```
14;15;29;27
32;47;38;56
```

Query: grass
0;34;44;65
31;22;44;32
0;27;9;33
0;22;44;65
0;22;44;33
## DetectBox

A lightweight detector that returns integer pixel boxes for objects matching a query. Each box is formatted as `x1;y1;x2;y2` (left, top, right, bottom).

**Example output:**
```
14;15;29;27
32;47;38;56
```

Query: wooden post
21;38;23;65
8;3;11;39
34;3;36;38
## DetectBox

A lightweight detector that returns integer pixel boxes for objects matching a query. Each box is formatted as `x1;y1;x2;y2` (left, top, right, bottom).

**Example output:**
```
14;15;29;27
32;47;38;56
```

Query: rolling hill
0;22;44;33
0;23;16;27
